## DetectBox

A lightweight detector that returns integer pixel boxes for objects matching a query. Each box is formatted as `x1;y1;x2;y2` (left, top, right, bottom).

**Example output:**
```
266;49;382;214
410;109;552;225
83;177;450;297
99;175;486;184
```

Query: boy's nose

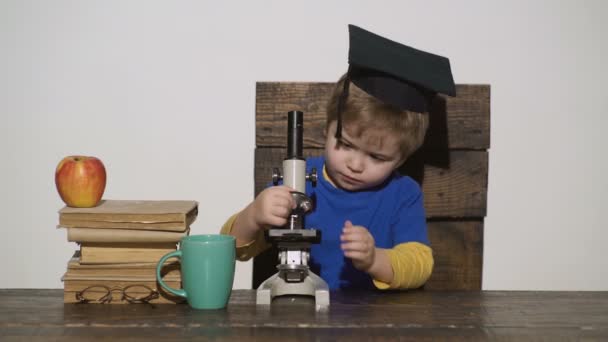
347;154;364;173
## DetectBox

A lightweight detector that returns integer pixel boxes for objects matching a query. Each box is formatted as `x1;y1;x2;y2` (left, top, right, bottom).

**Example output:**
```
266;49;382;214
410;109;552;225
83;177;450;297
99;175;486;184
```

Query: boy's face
324;121;402;191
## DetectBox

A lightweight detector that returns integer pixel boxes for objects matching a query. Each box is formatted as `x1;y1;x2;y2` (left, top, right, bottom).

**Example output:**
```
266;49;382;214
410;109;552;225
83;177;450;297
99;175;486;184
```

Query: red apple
55;156;106;207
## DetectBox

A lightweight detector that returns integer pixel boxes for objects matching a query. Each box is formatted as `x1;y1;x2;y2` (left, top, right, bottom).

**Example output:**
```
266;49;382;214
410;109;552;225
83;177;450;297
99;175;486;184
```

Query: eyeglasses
75;284;160;304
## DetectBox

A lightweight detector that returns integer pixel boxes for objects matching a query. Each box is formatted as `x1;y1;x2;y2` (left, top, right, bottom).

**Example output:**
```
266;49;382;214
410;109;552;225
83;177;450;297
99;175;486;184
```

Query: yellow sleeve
220;213;270;261
372;242;434;290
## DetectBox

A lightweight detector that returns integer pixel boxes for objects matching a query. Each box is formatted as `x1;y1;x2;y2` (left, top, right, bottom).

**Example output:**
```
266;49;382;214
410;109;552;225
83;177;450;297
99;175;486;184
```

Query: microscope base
256;271;330;309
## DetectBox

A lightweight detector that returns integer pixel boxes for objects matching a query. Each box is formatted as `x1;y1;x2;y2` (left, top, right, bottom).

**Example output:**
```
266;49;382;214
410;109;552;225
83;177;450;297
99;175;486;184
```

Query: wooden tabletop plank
1;290;606;340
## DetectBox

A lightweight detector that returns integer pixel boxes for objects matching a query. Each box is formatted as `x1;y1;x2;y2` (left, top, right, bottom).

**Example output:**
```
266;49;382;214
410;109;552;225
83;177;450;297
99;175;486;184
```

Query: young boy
221;25;455;290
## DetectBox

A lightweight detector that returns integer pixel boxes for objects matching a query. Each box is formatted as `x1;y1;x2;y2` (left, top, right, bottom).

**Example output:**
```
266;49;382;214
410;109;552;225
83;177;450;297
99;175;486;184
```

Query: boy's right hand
251;186;296;229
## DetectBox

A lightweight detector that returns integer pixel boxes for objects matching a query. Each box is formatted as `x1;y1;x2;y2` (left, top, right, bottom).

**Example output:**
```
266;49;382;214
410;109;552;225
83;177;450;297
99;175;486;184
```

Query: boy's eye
370;155;387;161
337;139;353;149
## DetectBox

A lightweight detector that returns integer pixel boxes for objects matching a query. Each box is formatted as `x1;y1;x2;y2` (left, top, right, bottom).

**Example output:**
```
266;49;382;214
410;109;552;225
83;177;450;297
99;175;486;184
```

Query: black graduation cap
336;25;456;138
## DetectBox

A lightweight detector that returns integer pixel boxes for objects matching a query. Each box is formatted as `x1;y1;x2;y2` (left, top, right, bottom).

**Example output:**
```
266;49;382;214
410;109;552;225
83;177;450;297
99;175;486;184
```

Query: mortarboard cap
336;25;456;138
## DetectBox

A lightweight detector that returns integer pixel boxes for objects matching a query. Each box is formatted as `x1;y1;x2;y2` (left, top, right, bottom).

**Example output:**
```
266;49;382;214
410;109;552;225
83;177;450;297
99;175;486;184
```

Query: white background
1;1;607;290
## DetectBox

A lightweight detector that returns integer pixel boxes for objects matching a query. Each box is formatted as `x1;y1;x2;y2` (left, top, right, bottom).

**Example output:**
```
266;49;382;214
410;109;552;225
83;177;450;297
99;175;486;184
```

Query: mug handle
156;251;186;298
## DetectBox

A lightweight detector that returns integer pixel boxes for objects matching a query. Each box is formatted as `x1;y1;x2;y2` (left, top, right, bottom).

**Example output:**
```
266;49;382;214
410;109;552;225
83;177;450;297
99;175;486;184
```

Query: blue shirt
303;156;428;290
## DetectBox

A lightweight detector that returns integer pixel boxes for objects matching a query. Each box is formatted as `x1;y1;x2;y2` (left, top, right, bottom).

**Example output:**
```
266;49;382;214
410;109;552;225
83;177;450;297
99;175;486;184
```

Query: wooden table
1;289;607;341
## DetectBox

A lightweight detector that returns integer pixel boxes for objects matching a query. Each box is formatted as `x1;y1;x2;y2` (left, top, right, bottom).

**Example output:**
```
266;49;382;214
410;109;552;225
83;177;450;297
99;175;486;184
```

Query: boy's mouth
339;173;362;185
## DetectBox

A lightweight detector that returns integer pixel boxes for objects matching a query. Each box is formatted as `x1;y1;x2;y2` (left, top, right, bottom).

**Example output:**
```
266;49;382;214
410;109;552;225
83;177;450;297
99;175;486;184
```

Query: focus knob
272;168;282;185
307;167;318;187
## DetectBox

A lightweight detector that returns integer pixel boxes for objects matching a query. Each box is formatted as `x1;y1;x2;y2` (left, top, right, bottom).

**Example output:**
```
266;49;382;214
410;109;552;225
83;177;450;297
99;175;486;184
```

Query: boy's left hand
340;220;376;272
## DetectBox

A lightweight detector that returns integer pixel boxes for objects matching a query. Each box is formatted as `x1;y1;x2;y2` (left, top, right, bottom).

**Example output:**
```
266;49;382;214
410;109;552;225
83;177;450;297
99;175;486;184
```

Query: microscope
256;110;330;309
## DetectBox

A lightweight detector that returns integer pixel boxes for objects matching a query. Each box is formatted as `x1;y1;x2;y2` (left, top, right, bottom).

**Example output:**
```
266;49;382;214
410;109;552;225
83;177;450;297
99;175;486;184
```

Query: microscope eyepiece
287;110;303;159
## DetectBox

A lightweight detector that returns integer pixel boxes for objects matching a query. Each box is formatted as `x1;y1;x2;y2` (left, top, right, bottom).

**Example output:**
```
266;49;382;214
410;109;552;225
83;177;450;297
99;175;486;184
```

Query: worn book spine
66;264;181;278
79;243;177;264
63;290;184;304
58;220;191;231
59;212;186;223
66;227;189;243
62;275;181;291
58;200;198;216
62;274;184;304
57;200;198;232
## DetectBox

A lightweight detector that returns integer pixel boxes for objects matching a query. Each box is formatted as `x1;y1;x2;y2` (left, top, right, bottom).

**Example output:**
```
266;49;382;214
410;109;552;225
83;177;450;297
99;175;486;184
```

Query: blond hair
326;74;429;162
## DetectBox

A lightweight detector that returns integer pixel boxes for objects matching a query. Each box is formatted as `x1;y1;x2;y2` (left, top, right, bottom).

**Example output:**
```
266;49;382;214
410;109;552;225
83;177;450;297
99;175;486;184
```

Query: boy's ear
397;153;409;168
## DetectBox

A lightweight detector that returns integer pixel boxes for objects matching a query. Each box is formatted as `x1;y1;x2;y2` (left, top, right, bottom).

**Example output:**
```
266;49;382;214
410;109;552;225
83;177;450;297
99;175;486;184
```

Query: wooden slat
425;220;483;290
253;221;482;290
256;82;490;150
255;148;488;218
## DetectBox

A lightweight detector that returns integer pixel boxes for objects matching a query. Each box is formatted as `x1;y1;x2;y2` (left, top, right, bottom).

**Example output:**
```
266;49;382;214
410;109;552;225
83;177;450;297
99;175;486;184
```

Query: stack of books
58;200;198;304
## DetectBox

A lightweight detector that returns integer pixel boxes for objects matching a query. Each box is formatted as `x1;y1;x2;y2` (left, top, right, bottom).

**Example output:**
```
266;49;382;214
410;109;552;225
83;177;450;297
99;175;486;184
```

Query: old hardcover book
62;272;183;304
79;243;177;264
64;227;189;243
58;200;198;231
63;290;184;304
66;252;181;278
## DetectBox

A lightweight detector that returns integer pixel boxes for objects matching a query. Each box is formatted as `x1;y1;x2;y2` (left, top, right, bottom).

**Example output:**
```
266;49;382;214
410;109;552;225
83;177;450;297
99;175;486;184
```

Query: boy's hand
251;186;296;228
340;220;376;272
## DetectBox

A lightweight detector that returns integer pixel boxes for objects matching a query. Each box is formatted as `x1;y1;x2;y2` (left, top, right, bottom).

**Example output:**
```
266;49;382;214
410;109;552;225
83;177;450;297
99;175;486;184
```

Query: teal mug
156;234;236;309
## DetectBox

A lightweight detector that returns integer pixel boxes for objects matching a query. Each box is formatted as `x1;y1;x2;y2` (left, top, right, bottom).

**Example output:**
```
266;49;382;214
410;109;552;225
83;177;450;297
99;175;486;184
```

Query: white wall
1;0;606;290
